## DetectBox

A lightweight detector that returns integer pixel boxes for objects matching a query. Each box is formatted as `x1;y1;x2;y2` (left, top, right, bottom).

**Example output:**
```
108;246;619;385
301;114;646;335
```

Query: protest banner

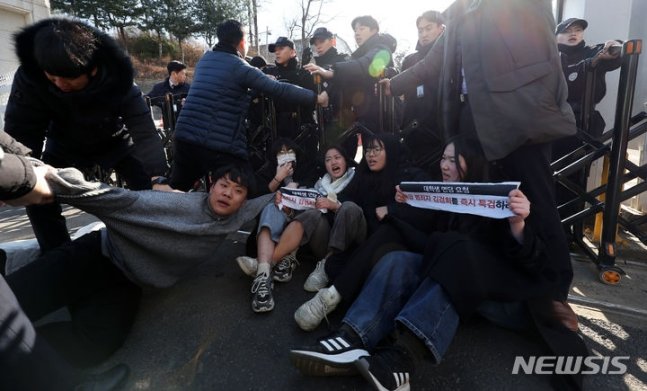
279;187;323;211
399;181;521;219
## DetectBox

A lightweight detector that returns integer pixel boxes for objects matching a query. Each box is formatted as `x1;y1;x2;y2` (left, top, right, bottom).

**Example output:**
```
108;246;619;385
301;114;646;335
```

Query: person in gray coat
4;158;273;368
169;19;328;191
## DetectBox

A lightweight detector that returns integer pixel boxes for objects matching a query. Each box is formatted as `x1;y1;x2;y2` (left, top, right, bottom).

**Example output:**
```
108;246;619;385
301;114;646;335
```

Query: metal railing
552;39;643;284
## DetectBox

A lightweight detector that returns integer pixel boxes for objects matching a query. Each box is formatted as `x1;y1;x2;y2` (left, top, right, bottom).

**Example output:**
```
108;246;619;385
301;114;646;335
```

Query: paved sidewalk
1;205;646;390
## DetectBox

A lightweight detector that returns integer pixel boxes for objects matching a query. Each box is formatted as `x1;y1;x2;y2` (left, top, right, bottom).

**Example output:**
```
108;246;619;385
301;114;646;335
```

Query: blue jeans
343;250;532;363
343;251;460;363
257;203;289;242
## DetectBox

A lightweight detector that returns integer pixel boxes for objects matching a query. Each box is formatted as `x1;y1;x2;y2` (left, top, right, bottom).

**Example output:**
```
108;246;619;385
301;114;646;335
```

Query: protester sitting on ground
236;145;365;297
236;138;321;313
293;133;430;331
169;19;328;191
290;139;588;391
146;60;191;110
5;163;274;366
0;130;130;390
253;137;316;196
5;17;168;253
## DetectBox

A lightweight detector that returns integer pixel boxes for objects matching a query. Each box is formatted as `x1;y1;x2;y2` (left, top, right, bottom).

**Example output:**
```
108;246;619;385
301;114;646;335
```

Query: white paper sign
399;181;521;219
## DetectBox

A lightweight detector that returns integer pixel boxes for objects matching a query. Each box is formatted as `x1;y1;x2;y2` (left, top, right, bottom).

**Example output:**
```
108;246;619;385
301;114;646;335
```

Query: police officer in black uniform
309;27;351;147
263;37;318;178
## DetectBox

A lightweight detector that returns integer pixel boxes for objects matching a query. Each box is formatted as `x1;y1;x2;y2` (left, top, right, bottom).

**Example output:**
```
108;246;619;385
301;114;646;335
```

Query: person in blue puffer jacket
170;19;329;191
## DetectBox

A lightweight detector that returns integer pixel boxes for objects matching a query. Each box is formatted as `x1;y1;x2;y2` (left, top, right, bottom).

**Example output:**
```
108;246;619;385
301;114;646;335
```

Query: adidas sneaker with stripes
289;333;368;376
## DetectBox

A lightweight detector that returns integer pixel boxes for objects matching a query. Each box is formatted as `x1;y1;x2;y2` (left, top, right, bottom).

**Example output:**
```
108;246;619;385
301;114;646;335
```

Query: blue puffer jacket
174;44;317;160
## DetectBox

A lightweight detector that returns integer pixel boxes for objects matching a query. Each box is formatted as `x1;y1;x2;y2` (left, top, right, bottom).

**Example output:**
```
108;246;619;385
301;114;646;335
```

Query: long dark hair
446;136;489;182
354;133;404;204
322;144;356;172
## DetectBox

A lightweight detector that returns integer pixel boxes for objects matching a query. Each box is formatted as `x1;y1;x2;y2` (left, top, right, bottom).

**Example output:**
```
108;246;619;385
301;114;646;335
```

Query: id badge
416;85;424;98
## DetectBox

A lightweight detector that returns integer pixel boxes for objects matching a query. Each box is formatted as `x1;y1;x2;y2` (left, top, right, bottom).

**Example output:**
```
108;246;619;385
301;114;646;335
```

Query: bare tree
280;0;329;54
298;0;326;47
251;0;259;50
283;17;298;40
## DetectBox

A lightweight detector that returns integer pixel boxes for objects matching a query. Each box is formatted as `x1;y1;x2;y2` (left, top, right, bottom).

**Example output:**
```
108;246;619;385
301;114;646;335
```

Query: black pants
169;139;251;192
26;150;151;252
0;274;79;390
328;224;407;303
6;231;141;367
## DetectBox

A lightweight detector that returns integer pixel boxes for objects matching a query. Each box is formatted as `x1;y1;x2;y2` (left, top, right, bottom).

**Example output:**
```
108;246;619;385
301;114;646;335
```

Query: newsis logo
512;356;629;375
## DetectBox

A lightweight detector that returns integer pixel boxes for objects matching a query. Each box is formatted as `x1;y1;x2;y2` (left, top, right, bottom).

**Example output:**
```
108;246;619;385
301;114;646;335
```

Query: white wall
0;0;50;128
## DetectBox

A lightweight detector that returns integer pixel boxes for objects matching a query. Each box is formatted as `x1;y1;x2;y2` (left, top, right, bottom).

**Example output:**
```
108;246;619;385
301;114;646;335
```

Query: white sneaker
236;256;258;277
303;258;329;292
294;287;341;331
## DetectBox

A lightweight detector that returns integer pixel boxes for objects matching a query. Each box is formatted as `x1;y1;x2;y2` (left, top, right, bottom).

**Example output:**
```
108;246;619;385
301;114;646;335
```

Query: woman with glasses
293;133;431;331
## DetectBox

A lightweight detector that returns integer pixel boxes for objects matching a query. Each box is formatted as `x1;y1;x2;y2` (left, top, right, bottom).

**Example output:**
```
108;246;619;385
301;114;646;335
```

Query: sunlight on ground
572;286;586;296
580;324;618;351
637;357;647;373
623;373;647;390
134;377;151;389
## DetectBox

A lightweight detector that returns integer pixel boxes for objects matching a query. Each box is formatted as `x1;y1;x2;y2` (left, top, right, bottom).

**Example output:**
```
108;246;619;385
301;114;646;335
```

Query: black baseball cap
167;60;186;74
268;37;294;52
309;27;334;44
555;18;588;35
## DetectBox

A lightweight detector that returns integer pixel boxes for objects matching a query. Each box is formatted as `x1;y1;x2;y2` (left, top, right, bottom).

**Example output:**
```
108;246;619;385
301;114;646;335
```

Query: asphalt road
2;206;647;390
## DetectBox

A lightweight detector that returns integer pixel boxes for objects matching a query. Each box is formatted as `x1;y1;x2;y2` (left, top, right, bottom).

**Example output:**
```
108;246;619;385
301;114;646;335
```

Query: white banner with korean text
399;181;521;219
279;187;323;211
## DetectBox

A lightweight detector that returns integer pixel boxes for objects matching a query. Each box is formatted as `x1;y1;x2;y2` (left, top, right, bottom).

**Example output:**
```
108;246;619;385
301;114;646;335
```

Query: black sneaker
290;329;368;376
251;272;274;312
273;252;299;282
355;346;414;391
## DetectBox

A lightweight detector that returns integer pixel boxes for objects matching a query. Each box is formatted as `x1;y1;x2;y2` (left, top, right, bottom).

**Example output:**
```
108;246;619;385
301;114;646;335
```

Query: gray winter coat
390;0;576;161
46;167;273;288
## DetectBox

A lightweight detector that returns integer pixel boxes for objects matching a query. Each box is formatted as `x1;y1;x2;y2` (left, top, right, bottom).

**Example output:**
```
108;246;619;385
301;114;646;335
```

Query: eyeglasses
364;146;384;156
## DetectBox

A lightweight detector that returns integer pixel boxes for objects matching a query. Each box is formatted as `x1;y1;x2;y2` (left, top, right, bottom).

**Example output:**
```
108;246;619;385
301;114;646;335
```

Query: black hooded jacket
332;33;398;133
314;47;349;69
4;18;167;175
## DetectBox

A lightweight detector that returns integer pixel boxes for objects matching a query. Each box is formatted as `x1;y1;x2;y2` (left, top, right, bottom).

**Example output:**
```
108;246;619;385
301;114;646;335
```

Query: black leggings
327;223;407;303
6;231;141;367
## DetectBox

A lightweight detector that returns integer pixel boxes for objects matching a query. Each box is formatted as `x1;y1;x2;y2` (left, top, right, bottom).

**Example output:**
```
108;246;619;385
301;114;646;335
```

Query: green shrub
130;34;177;60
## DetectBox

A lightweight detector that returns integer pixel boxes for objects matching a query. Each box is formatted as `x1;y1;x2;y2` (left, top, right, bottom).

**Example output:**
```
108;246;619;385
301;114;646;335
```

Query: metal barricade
552;39;643;285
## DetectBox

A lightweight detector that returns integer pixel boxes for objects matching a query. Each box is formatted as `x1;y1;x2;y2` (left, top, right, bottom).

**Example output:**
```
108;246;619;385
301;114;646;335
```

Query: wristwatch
151;176;169;185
